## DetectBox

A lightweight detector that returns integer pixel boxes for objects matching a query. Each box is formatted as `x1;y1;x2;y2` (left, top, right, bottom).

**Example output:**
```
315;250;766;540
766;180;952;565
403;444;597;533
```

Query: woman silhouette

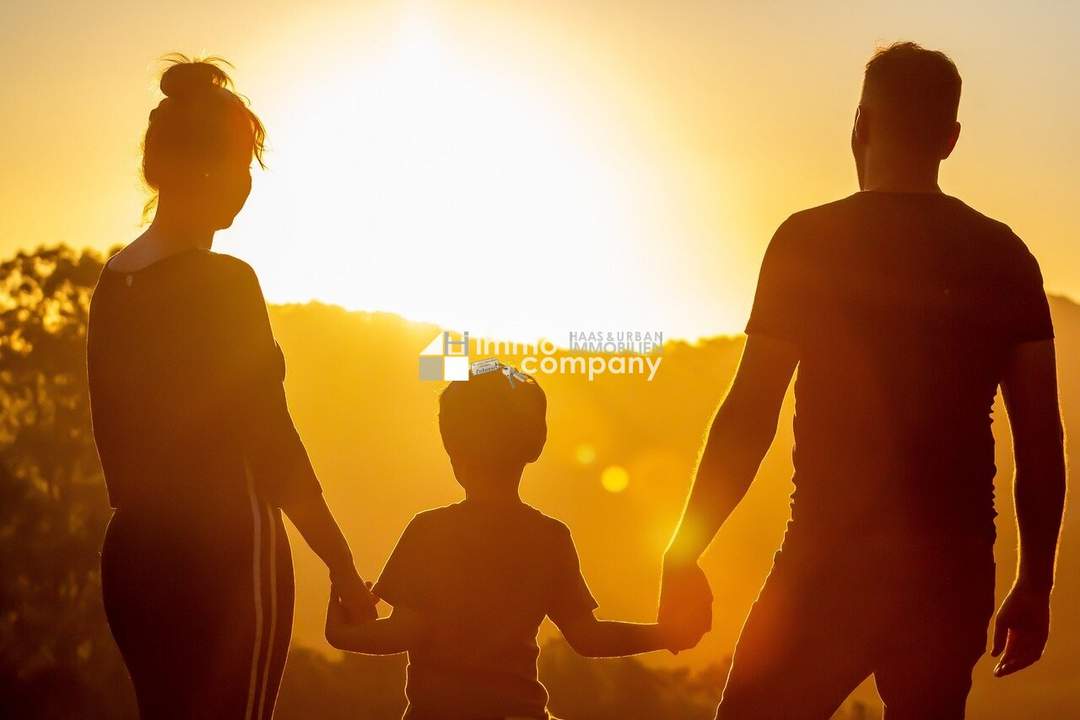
87;56;376;719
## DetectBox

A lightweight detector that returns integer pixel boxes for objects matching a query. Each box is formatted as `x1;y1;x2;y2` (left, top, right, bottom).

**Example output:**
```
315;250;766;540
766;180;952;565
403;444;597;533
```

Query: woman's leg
102;511;220;719
243;504;295;720
215;495;295;720
101;502;294;720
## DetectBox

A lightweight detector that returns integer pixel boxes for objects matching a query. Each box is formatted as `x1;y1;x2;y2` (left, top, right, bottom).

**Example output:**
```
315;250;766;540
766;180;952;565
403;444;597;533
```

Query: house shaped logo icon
418;331;471;381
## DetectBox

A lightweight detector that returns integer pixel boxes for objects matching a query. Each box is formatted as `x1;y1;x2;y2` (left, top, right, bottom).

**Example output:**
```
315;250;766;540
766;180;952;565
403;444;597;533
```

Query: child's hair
141;54;267;217
439;362;547;470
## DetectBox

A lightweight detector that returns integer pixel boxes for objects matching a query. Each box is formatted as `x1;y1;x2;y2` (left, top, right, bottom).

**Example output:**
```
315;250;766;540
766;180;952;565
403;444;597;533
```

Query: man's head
853;42;962;183
439;362;547;494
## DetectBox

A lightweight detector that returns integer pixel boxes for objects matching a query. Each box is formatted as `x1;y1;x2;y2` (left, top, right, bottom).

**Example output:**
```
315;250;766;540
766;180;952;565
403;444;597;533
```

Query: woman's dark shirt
87;249;320;512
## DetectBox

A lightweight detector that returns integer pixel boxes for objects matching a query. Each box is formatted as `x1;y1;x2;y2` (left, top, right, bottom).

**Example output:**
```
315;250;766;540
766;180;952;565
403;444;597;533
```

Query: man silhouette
659;42;1067;719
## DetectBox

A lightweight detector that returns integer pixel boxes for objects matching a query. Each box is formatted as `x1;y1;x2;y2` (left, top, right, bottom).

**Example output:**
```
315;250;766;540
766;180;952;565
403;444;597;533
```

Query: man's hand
991;581;1052;677
331;570;379;623
658;554;713;654
659;619;708;655
655;334;795;654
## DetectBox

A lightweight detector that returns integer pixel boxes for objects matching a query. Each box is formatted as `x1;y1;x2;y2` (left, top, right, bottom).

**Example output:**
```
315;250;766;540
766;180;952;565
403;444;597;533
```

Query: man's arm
992;339;1067;677
666;334;799;561
659;334;799;631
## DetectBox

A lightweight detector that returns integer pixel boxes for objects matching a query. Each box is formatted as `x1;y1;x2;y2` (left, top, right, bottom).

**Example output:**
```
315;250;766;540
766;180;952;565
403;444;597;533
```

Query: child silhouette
326;360;703;719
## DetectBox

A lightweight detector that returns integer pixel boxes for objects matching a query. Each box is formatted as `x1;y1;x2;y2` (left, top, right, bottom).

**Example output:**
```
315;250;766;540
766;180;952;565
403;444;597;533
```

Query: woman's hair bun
159;55;233;98
140;53;267;219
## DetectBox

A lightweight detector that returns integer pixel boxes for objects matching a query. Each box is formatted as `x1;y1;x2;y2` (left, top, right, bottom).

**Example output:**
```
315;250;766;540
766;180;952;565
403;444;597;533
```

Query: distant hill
268;294;1080;719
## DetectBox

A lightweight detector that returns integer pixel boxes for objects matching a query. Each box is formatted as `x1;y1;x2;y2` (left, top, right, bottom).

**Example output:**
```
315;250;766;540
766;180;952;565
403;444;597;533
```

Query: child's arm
325;592;426;655
552;607;701;658
546;521;706;658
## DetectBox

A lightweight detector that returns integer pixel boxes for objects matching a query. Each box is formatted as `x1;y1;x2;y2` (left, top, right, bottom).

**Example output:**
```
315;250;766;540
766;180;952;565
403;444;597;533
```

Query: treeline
0;246;887;719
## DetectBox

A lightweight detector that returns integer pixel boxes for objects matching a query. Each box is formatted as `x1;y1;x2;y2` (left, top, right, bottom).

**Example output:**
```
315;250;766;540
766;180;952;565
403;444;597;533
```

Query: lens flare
575;443;597;465
600;465;630;493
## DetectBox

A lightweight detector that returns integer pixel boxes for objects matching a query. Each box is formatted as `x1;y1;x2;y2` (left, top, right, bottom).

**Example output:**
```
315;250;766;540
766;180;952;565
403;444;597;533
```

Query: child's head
439;361;547;491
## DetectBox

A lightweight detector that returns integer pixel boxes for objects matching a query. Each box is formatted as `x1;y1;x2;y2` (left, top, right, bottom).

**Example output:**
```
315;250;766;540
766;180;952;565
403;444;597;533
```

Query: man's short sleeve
1001;237;1054;345
745;218;808;344
372;515;433;610
546;523;599;625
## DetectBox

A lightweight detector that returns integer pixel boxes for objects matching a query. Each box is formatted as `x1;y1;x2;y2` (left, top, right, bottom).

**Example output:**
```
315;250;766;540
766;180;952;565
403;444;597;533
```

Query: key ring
470;358;534;388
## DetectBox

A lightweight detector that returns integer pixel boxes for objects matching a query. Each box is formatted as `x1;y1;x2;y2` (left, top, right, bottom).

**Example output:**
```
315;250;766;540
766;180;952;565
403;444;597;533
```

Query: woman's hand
282;493;377;619
330;571;378;623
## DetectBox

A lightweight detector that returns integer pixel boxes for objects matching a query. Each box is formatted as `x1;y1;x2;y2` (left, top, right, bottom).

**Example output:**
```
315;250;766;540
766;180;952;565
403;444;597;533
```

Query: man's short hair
861;42;962;153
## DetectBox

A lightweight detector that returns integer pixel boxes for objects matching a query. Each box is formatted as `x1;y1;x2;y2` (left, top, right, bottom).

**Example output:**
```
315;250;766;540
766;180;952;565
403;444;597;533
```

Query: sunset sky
2;0;1077;340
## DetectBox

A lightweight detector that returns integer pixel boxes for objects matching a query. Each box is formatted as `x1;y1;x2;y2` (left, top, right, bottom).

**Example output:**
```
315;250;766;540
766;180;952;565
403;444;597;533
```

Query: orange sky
2;0;1077;339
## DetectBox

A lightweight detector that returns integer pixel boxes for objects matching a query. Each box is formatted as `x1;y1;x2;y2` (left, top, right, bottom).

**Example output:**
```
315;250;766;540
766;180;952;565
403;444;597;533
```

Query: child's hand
326;583;378;647
330;569;379;623
659;617;708;654
334;582;379;621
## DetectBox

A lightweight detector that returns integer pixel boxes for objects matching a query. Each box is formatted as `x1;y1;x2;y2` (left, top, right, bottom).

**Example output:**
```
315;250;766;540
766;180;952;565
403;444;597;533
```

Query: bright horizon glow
216;7;701;342
2;1;1078;341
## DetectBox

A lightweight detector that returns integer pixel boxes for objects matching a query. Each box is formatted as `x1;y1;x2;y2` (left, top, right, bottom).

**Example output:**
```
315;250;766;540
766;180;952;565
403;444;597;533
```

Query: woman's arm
553;609;700;658
283;494;376;620
224;261;377;619
325;596;425;655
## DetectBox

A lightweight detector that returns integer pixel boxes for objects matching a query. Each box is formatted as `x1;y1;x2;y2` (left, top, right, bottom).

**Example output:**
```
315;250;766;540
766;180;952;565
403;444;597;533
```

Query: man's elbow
743;414;780;456
1040;415;1067;450
708;401;778;460
1017;423;1067;471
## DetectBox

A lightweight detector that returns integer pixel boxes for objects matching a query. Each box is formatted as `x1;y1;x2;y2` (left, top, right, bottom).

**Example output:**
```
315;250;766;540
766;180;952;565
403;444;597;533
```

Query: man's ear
851;106;868;190
851;106;868;148
940;120;961;160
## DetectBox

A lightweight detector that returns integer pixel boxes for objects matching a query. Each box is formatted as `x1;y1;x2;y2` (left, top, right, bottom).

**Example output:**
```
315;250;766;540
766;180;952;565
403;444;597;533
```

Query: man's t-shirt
372;501;598;720
746;191;1054;546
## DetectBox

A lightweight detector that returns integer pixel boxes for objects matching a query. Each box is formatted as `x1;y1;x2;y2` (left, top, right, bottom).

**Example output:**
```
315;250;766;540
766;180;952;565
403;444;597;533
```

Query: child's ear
521;422;547;463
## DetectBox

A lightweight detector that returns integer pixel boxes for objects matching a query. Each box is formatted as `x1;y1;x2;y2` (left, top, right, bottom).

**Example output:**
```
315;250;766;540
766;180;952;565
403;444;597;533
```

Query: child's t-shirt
372;500;598;720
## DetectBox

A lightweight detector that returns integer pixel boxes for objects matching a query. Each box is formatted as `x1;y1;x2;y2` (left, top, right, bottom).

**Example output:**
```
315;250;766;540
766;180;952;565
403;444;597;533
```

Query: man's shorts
716;536;996;720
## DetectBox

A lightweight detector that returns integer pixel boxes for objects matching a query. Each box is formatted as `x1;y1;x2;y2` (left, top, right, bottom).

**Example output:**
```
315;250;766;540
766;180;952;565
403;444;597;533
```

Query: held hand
660;618;708;654
991;581;1052;677
325;592;348;644
658;554;713;654
330;568;379;623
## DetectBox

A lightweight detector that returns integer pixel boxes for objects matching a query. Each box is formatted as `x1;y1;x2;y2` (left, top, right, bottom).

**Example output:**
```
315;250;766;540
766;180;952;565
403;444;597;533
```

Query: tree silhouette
0;246;135;718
